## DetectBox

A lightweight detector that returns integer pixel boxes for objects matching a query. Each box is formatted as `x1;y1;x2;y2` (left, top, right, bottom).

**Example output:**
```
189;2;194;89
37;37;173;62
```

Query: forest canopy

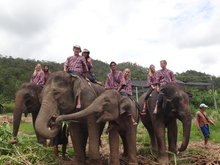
0;55;220;109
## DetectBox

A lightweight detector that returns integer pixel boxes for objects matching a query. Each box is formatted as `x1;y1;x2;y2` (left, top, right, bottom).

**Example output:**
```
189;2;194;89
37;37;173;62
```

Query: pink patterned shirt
30;71;45;85
147;73;157;86
64;55;88;75
105;70;124;90
86;58;93;71
155;68;176;86
120;77;132;96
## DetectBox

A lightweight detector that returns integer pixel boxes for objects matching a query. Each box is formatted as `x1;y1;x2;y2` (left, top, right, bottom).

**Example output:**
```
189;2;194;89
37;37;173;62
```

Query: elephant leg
119;132;128;157
124;127;138;165
109;128;120;165
87;118;102;165
32;112;47;146
142;119;157;150
154;121;169;164
69;122;87;164
167;119;177;158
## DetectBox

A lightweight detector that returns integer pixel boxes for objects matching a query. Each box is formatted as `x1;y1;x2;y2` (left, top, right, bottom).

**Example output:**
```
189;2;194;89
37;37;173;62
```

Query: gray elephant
35;71;105;165
55;90;138;165
13;83;47;145
139;83;192;164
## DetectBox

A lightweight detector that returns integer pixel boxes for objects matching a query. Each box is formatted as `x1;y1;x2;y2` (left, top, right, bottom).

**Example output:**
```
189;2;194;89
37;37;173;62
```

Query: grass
10;123;36;135
1;111;219;165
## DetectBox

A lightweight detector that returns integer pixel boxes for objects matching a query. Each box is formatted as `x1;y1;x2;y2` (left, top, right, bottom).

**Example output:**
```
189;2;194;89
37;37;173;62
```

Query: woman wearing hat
195;103;216;148
82;48;102;86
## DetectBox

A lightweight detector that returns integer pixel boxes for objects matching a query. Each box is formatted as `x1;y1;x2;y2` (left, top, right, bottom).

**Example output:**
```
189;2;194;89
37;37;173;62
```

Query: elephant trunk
56;103;100;122
35;99;59;139
178;114;192;152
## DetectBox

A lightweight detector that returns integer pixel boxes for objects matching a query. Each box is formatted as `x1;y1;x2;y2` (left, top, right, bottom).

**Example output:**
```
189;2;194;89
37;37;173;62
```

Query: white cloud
0;0;220;76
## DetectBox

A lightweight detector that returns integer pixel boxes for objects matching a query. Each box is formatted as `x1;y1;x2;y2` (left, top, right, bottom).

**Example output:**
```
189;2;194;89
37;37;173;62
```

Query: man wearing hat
195;103;216;148
64;45;88;76
64;45;89;109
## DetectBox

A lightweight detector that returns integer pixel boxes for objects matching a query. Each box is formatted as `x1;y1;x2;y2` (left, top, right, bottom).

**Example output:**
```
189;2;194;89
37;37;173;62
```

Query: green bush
2;102;14;113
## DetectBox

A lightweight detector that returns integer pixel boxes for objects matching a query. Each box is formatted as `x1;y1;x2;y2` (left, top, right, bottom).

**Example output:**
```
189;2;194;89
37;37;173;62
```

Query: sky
0;0;220;76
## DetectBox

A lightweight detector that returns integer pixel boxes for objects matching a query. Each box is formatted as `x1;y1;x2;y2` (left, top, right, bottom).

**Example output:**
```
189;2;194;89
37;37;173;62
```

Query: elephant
13;83;47;146
139;83;192;164
55;90;138;165
35;71;105;165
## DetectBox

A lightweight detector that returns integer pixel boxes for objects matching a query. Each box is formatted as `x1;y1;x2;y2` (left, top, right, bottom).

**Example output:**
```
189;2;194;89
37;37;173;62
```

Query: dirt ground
1;115;220;165
0;115;32;124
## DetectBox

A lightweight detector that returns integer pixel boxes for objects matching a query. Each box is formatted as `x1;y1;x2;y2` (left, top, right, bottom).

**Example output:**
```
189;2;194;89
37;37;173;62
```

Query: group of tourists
30;64;51;86
29;44;216;155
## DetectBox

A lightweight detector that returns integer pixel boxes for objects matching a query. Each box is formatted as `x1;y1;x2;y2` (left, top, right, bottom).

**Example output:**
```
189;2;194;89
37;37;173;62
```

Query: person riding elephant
82;48;102;86
140;64;157;115
118;68;137;125
55;90;138;165
35;71;105;165
153;60;176;114
30;63;45;86
64;45;89;109
139;82;192;165
12;83;47;146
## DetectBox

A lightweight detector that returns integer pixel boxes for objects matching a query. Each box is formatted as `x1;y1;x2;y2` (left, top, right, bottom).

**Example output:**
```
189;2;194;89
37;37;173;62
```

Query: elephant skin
13;83;47;146
55;90;138;165
139;83;192;165
35;71;105;165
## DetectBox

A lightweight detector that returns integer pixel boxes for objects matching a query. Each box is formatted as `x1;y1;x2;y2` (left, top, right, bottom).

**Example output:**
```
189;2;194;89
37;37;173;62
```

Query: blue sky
0;0;220;76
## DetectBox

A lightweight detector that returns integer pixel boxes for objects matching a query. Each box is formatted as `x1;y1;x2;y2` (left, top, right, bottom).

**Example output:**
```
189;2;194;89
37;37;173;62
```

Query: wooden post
210;76;217;109
135;87;139;102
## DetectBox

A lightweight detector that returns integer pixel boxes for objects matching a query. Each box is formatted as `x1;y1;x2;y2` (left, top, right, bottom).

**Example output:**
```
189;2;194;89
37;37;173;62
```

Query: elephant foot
158;156;169;165
109;161;120;165
69;156;86;165
86;158;103;165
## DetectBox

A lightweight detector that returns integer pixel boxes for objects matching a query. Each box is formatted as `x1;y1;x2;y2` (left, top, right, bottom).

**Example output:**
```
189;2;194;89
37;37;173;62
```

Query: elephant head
35;71;95;138
13;83;42;137
160;83;192;152
55;90;135;124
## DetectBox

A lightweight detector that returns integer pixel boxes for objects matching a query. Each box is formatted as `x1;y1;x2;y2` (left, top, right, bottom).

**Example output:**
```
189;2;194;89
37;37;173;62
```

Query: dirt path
0;115;32;124
59;140;220;165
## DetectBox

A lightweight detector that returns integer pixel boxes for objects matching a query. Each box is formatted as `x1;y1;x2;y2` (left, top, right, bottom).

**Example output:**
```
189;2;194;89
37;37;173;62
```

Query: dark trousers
68;71;81;76
144;87;154;101
87;72;96;83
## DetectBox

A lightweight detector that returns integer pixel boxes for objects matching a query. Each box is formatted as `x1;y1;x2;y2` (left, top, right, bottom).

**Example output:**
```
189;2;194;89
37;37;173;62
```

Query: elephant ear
119;96;131;115
71;76;86;98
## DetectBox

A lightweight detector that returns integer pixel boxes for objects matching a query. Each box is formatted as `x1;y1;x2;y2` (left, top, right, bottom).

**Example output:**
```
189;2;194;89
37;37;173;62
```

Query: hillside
0;55;220;108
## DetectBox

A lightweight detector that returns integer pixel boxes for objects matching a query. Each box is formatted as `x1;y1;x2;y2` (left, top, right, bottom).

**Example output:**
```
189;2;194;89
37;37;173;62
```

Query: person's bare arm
195;113;201;130
64;65;67;71
207;116;216;126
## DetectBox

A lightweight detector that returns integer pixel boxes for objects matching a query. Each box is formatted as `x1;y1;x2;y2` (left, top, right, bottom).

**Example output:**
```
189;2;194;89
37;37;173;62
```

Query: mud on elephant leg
154;122;169;164
87;119;103;165
167;120;178;159
119;133;128;157
124;128;138;165
69;123;88;165
109;128;120;165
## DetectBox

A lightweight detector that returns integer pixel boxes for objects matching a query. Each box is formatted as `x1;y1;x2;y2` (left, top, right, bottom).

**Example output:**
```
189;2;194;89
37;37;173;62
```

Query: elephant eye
53;91;60;99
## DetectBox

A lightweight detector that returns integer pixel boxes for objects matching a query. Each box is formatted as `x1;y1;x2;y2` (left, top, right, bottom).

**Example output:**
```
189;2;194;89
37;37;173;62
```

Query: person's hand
85;77;90;82
87;58;92;63
156;86;160;92
213;123;216;126
151;85;156;89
